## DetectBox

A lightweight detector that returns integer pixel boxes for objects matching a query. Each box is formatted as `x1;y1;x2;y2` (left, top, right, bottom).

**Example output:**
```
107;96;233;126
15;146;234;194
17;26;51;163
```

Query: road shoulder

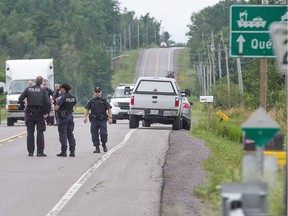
161;130;210;216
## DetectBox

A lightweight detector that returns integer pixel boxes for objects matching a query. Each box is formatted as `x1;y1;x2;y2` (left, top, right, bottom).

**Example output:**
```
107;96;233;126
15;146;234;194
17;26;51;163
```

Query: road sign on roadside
269;22;288;74
230;5;288;57
241;107;280;147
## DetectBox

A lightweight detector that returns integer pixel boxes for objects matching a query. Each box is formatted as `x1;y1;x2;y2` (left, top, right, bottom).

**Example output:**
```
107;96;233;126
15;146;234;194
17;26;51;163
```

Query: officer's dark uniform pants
90;120;108;147
58;115;76;153
26;117;46;154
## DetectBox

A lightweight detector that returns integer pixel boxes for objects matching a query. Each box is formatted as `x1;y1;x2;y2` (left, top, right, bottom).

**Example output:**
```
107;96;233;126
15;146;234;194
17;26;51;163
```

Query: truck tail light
175;97;179;107
183;103;189;109
131;96;134;105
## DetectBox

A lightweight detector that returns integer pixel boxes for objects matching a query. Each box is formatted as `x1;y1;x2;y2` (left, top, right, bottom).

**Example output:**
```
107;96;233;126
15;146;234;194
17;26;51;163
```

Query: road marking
142;50;150;76
0;131;27;145
46;129;136;216
155;49;161;77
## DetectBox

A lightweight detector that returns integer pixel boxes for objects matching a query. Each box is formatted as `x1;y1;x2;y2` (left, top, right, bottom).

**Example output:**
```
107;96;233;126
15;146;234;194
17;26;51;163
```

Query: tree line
0;0;167;105
186;0;286;110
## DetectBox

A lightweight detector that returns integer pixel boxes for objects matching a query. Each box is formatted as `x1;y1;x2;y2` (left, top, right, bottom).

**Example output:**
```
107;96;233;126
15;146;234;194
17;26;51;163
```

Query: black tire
112;119;116;124
182;119;191;130
172;116;181;130
142;120;151;127
129;114;139;128
7;118;14;126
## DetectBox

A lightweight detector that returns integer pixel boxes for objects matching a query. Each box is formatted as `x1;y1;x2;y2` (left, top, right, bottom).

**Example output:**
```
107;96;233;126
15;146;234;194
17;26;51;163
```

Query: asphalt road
0;47;195;216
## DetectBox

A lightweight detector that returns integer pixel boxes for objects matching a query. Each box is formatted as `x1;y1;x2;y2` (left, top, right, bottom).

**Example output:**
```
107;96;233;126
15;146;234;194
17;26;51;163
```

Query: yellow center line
0;131;27;144
155;49;161;77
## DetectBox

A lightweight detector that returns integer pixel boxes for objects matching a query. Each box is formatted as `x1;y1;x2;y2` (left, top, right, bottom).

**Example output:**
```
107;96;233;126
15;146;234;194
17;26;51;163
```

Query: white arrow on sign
236;35;246;54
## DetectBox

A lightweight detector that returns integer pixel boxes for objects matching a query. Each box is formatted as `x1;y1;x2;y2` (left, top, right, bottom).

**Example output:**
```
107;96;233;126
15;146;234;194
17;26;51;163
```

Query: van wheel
129;115;139;128
7;118;14;126
112;119;116;124
172;117;181;130
49;116;54;125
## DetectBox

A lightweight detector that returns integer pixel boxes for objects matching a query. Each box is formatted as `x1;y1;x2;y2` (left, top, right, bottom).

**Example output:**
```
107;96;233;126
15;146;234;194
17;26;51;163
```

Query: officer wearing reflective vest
19;76;50;157
54;83;77;157
84;87;112;153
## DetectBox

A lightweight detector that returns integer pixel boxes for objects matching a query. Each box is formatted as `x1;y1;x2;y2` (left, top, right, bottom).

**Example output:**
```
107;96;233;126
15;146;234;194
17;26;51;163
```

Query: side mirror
184;88;191;97
124;86;131;95
107;94;112;100
0;87;3;94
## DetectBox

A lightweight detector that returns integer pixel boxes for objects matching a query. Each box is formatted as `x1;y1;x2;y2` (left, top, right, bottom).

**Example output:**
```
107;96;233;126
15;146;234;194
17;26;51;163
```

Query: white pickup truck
128;77;190;130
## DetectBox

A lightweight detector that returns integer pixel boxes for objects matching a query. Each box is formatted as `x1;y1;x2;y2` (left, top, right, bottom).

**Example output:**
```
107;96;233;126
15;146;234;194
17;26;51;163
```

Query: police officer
42;80;53;125
19;76;50;157
84;87;112;153
52;83;61;125
54;83;77;157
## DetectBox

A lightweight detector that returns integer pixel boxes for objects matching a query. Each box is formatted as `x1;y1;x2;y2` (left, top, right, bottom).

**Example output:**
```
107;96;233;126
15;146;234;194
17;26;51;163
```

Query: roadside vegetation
177;46;285;215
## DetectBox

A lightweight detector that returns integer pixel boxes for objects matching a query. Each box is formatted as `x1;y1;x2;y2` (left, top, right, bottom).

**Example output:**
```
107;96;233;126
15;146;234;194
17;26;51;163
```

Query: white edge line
46;129;136;216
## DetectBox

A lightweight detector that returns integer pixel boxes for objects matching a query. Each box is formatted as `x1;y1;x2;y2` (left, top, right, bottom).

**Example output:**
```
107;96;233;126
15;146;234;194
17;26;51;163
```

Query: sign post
200;96;213;125
241;107;280;178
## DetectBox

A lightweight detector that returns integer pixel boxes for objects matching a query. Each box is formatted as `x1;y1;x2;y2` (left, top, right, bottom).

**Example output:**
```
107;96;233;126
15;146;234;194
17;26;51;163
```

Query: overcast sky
119;0;221;43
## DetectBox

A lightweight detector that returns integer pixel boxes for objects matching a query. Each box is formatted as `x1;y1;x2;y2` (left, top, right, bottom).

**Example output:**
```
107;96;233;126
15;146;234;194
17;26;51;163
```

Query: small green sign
241;107;280;147
230;5;288;58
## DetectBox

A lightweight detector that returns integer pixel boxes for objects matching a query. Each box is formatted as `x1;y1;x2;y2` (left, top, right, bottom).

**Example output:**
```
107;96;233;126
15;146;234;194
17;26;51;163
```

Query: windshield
113;87;133;98
9;79;50;94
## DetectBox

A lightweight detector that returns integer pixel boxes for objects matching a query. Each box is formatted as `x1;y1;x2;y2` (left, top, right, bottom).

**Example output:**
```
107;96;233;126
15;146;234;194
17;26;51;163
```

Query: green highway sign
231;32;273;57
230;5;288;58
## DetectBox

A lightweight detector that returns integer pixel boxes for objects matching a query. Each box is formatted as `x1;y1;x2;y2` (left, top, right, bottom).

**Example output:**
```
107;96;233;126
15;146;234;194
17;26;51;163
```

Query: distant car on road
110;84;134;124
160;42;167;48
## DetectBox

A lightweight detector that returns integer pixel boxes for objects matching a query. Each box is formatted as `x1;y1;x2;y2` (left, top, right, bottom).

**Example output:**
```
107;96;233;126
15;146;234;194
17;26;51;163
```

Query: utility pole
211;31;216;84
119;34;122;53
124;24;127;50
237;57;244;106
203;62;207;96
260;1;268;110
218;42;222;79
128;23;132;49
224;45;230;107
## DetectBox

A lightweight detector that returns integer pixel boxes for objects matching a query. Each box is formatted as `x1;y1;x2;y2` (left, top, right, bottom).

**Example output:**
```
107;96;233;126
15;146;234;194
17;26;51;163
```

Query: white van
5;59;54;126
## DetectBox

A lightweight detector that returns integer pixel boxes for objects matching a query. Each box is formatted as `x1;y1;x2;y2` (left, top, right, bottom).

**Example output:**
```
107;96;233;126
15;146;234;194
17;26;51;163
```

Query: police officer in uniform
84;87;112;153
19;76;50;157
54;83;77;157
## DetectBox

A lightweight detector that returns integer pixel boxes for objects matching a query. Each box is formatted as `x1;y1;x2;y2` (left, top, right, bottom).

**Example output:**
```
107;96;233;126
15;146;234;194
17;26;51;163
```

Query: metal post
285;70;288;216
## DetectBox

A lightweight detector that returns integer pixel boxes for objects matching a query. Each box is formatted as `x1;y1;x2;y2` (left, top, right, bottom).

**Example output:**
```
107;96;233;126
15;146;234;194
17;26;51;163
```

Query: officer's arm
84;108;89;123
107;109;112;119
18;88;27;103
54;105;60;111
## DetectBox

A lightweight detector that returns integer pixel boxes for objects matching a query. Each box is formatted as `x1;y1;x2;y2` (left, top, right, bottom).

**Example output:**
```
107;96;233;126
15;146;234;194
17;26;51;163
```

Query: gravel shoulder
161;130;210;216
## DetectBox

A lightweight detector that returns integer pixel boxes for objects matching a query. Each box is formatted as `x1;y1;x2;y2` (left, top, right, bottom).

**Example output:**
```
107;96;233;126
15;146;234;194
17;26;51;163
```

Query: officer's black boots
37;152;47;157
93;146;101;153
102;143;108;152
57;152;67;157
28;153;33;157
69;152;75;157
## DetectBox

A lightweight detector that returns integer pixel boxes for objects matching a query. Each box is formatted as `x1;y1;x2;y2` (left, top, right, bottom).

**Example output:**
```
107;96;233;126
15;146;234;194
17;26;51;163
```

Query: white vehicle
160;42;167;48
110;84;134;124
128;77;190;130
5;59;54;126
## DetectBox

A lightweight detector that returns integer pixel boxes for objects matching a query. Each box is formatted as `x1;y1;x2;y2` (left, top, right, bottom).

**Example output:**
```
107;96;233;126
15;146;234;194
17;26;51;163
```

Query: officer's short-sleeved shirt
56;93;77;112
85;97;112;110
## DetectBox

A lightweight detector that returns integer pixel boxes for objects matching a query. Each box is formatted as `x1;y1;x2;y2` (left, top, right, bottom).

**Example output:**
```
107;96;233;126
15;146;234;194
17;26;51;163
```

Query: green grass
111;49;142;88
